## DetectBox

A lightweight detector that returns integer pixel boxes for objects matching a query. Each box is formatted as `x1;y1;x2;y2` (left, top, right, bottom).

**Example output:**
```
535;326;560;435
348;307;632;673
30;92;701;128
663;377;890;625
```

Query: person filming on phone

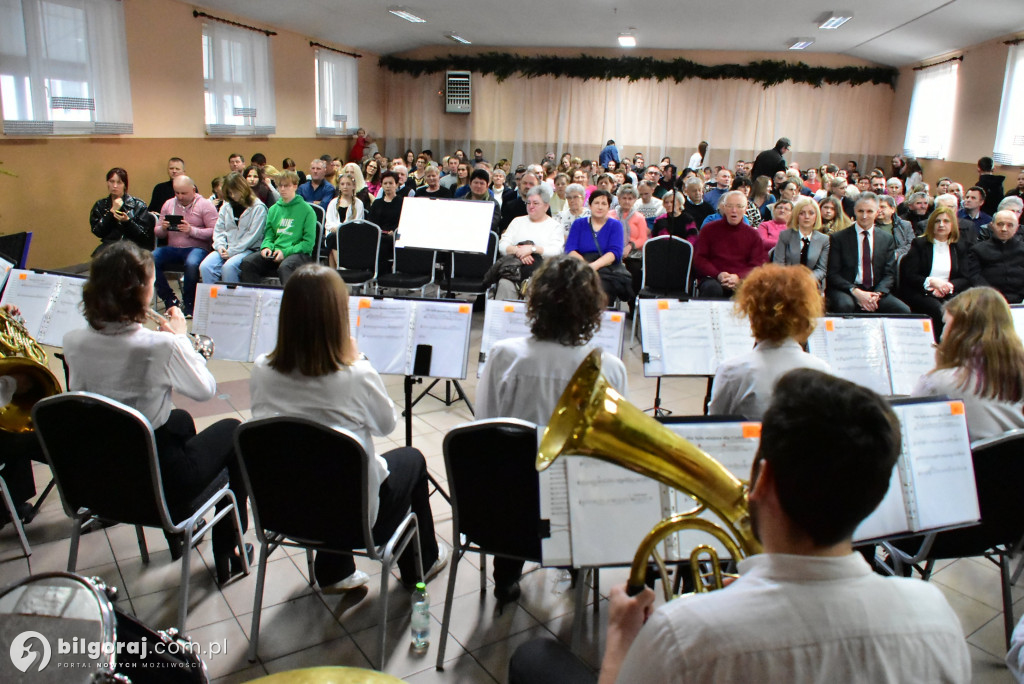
152;175;218;317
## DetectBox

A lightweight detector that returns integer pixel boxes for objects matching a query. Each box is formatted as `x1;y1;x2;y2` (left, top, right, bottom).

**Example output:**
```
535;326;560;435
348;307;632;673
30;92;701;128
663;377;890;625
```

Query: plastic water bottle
410;582;430;653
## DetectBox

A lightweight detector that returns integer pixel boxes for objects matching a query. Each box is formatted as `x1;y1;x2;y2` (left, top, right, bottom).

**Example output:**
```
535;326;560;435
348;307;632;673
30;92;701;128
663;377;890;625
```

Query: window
994;44;1024;166
0;0;133;135
314;49;358;136
202;21;275;135
903;61;959;160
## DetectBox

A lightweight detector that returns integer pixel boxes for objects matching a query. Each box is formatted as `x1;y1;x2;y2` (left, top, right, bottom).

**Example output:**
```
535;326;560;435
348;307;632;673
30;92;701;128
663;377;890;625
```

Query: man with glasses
643;166;667;199
693;190;766;298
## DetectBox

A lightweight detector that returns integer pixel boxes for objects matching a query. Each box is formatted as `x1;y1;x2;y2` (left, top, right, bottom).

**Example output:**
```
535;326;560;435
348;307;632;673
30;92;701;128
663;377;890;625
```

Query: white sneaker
423;543;449;583
322;569;369;593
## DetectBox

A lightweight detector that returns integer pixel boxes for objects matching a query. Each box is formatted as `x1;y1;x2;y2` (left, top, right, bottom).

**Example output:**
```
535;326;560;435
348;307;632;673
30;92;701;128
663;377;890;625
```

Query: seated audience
450;162;473;198
818;195;851;235
240;171;316;285
614;184;649;259
412;164;452;199
281;157;305;185
550;173;570;215
496;184;564;300
998;195;1024;220
709;264;830;420
510;368;968;684
297;159;335;207
244;164;280;207
887;177;905;204
703;168;733;208
773;198;829;291
652;190;697;243
249;264;447;590
340;162;373;208
636;181;664;230
826;192;910;314
730;176;762;228
756;199;791;251
565;190;631;304
363;158;382;198
63;242;250;583
959;186;993;229
490;168;516;209
556;183;591;237
875;194;914;257
153;175;217;316
966;210;1024;303
912;287;1024;441
826;176;855;218
898;207;969;338
90;167;155;256
324;173;366;269
366;170;404;233
901;191;933;233
682;176;714;227
461;169;502;234
501;172;539;233
693;191;766;298
200;172;267;284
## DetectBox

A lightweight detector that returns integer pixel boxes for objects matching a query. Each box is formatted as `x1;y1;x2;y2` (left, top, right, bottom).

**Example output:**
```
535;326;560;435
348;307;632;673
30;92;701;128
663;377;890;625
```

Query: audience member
635;181;664;230
556;183;591;237
976;156;1005;216
281;158;305;185
228;153;245;174
756;200;791;251
773;198;829;291
998;195;1024;221
565;190;631;304
152;175;217;316
490;168;516;209
1006;170;1024;200
200;172;266;284
239;171;316;285
297;159;335;207
875;194;914;258
89;167;155;256
935;193;980;244
501;172;539;233
412;164;452;199
495;184;564;300
651;190;697;242
901;191;933;233
363;158;382;197
462;169;501;234
324;173;366;269
898;206;969;337
818;196;851;235
966;210;1024;303
244;164;280;207
451;162;473;198
959;186;993;229
703;168;733;209
149;157;185;213
749;137;791;183
693;191;766;298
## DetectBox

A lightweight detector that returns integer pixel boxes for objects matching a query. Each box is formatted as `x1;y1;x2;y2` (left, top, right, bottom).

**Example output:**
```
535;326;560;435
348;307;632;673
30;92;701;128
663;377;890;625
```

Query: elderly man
500;171;540;233
901;191;933;234
749;137;791;184
149;157;186;214
826;192;910;314
297;159;334;206
966;210;1024;303
693;190;766;298
703;168;733;209
682;176;714;227
152;175;218;316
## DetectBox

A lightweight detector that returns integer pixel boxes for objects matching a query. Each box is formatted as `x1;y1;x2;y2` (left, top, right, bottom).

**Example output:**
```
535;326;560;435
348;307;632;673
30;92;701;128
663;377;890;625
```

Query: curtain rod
310;41;361;59
913;55;962;71
192;10;276;36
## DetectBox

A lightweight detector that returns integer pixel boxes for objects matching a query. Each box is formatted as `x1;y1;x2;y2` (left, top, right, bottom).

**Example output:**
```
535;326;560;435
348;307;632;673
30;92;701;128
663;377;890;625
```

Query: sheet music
251;290;284;361
659;301;716;375
805;323;829;364
539;459;572;567
883;318;936;395
205;288;260;362
409;301;472;378
639;298;665;376
355;298;413;374
0;256;13;293
853;468;907;542
715;304;756;362
895;401;979;531
191;284;214;335
593;310;626;359
819;318;891;396
566;457;663;567
0;271;56;334
349;296;372;336
38;278;86;346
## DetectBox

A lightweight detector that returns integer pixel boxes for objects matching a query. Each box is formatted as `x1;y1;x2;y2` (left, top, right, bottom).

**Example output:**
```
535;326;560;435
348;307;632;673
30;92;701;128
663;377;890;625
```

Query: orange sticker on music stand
458;305;470;314
18;273;26;280
657;300;669;310
950;402;965;415
825;320;834;331
358;299;371;308
923;320;931;332
610;314;622;323
742;423;761;438
209;287;218;298
504;304;515;312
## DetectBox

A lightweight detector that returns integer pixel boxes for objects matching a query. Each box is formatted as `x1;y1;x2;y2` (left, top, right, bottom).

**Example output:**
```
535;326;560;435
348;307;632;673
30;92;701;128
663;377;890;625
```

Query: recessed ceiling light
789;38;815;50
819;12;853;29
388;6;426;23
446;33;471;45
618;33;637;48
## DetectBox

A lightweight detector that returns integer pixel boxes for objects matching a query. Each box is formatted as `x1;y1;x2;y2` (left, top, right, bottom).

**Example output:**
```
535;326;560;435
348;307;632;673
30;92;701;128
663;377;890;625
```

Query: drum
0;572;208;683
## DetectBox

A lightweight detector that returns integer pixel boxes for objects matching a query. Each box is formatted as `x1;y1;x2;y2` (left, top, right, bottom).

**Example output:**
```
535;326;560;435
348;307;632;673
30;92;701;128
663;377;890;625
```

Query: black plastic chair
376;245;439;297
336;220;382;293
32;392;248;631
235;417;423;669
446;231;499;299
631;236;693;343
880;429;1024;646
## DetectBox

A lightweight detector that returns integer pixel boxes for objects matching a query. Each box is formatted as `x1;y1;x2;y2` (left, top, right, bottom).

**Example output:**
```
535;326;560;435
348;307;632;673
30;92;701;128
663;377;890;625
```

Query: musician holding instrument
511;370;969;684
62;242;251;585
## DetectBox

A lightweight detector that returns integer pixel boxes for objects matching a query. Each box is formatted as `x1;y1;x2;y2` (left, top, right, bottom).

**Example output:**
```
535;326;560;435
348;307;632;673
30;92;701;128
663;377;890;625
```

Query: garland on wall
379;53;898;89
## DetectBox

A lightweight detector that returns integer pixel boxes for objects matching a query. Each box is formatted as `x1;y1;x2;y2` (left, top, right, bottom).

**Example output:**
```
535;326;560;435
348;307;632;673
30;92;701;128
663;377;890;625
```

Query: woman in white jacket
199;171;267;283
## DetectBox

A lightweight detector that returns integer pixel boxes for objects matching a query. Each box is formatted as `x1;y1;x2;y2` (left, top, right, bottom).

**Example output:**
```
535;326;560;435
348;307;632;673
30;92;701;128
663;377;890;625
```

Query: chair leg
479;554;487;594
247;543;271;663
376;559;391;671
436;544;464;671
136;525;149;564
630;298;640;346
593;568;600;614
0;475;30;557
1013;553;1024;585
1002;552;1015;648
67;517;83;571
177;530;194;631
227;493;250;577
306;549;315;586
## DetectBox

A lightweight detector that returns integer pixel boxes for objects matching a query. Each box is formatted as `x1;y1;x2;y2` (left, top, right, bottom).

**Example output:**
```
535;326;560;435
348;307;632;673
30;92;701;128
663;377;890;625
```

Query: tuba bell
538;349;762;597
0;307;62;432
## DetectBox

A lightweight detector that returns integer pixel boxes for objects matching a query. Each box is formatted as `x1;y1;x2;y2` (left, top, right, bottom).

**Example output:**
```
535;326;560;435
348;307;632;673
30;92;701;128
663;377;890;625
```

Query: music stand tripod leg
644;376;672;417
404;375;451;502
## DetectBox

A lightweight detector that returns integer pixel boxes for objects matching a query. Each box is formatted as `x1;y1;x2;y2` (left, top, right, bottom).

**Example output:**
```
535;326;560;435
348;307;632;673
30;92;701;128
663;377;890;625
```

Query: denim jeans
199;251;251;284
152;246;210;312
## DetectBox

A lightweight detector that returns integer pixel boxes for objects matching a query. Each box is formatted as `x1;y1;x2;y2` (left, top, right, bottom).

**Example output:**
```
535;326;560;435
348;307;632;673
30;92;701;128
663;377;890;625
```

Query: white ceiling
189;0;1024;67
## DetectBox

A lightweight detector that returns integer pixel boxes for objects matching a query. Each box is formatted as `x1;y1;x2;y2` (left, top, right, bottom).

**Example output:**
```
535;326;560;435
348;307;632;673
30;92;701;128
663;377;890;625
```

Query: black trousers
826;289;912;314
153;410;247;559
697;277;735;299
0;431;39;523
899;289;950;341
238;252;311;285
313;446;440;585
508;638;596;684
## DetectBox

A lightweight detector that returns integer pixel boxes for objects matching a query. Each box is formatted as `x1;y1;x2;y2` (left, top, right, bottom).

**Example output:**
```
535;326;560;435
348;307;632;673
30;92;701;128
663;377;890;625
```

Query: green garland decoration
379;53;897;89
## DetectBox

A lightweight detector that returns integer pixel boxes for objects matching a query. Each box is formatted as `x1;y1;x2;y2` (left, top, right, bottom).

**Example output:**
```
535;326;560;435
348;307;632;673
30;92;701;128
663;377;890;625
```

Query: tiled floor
0;307;1018;682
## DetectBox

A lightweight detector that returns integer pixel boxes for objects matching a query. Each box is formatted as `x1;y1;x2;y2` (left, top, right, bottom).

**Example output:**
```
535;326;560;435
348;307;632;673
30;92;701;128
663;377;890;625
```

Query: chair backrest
235;417;375;553
451;231;499;280
310;203;326;226
337;220;382;272
392;246;438;277
641;235;693;294
444;418;543;560
32;392;172;529
313;220;324;262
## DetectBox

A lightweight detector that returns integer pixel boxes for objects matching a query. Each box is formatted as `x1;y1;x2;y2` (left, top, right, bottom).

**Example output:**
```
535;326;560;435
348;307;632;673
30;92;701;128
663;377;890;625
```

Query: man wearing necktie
825;193;910;314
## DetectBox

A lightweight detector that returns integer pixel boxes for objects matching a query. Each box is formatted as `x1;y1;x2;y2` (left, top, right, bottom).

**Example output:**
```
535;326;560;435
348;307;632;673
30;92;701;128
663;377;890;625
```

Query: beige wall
0;0;383;269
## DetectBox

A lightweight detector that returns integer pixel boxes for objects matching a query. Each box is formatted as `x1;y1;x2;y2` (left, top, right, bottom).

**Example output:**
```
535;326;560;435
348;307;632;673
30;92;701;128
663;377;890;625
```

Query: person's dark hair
268;264;354;376
250;153;267;165
526;255;607;346
319;154;333;163
730;176;752;191
588;189;613;207
904;157;923;176
756;368;901;546
168;157;185;166
379;170;399;184
106;167;129;193
968;185;987;200
775;137;791;151
228;153;244;163
978;156;995;172
606;139;615;146
82;241;153;330
282;157;296;169
470;168;490;184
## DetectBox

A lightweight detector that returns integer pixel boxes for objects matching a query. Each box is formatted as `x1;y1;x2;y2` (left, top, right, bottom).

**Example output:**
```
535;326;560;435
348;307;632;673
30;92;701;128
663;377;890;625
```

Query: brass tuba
537;349;762;597
0;308;62;432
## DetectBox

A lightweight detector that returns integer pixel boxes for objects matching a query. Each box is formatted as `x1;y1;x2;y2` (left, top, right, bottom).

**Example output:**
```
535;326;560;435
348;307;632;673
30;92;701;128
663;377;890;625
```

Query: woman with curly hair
912;287;1024;440
476;254;628;605
709;263;830;420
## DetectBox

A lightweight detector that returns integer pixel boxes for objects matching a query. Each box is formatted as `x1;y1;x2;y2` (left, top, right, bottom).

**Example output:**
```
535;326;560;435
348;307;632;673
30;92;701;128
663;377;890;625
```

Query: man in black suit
826;192;910;314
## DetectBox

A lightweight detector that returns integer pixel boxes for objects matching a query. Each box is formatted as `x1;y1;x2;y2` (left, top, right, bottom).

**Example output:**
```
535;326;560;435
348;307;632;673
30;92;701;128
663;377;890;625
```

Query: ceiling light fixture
388;6;426;23
789;38;815;50
618;32;636;48
818;12;853;29
446;33;471;45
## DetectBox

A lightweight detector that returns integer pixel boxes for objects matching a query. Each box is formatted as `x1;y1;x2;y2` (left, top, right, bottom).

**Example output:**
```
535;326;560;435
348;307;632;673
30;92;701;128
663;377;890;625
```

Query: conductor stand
403;375;451;503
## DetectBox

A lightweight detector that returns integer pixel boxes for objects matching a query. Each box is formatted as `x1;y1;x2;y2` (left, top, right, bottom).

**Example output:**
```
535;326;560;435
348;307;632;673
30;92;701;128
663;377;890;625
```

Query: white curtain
994;44;1024;166
315;49;359;136
202;21;275;136
0;0;132;135
903;61;959;160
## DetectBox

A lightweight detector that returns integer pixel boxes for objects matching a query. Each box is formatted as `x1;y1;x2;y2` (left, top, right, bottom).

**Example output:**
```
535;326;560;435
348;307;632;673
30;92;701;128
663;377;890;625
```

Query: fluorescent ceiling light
446;33;471;45
388;6;425;23
819;12;852;29
790;38;814;50
618;33;637;47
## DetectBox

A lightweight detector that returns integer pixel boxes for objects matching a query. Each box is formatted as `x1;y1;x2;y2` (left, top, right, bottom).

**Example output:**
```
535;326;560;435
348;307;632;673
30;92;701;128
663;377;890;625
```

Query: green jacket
262;196;317;257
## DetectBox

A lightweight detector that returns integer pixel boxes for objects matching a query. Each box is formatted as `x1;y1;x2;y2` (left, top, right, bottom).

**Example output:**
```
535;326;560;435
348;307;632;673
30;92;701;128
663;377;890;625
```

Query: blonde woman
773;198;829;290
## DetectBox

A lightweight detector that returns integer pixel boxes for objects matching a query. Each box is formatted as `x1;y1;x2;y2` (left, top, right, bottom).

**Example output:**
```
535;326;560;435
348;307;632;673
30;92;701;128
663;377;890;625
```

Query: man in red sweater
693;190;766;298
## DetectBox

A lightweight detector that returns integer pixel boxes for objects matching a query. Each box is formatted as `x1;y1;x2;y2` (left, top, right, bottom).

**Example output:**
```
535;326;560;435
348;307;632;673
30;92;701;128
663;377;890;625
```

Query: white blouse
926;241;951;290
324;197;366;235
